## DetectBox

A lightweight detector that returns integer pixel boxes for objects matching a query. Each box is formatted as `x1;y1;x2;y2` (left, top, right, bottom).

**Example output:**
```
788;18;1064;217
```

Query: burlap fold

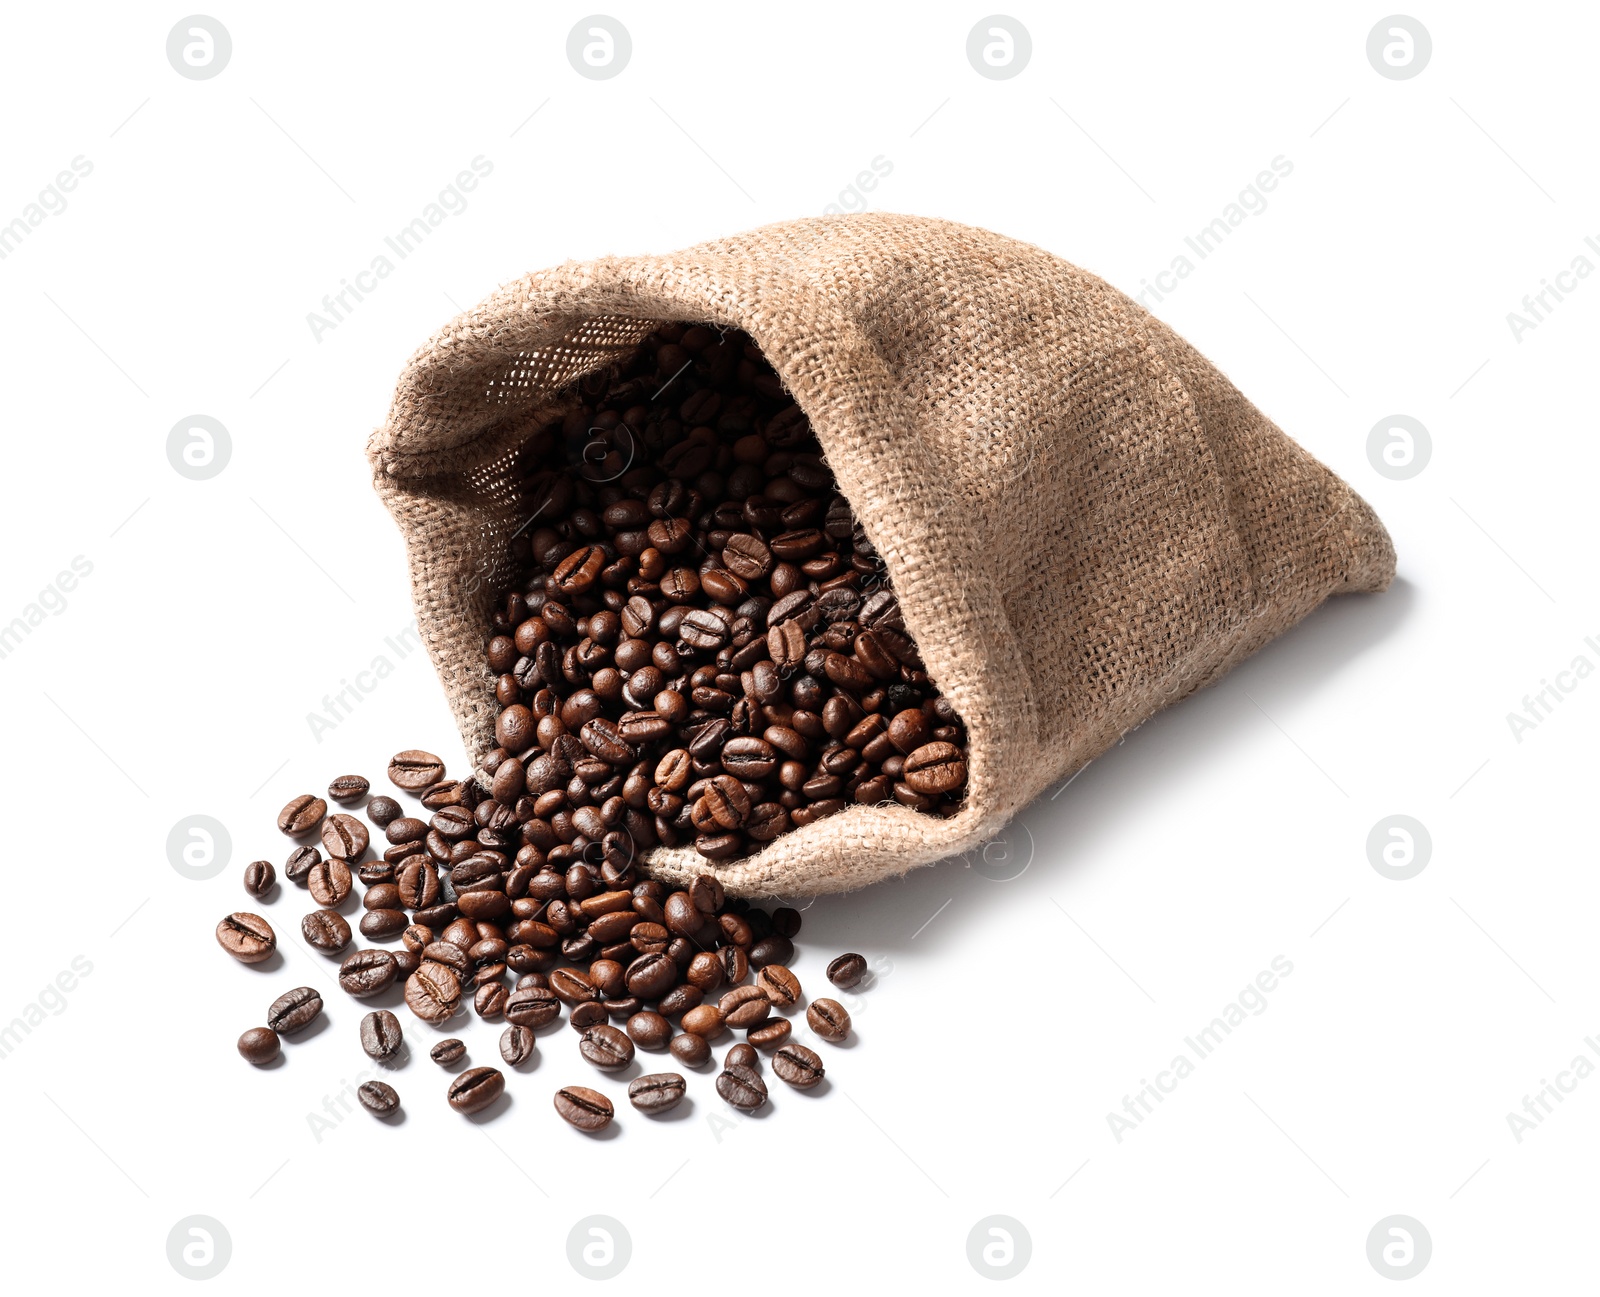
367;214;1394;897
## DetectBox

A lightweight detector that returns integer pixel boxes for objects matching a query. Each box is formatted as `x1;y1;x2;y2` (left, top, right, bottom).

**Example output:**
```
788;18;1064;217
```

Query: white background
1;2;1594;1290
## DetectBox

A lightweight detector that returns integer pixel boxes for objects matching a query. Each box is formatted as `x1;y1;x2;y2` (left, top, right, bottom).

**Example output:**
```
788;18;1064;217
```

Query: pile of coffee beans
477;322;968;865
222;752;874;1131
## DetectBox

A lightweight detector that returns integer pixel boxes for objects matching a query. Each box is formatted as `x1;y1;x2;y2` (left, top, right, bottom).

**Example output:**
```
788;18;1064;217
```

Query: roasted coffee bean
284;846;319;883
340;949;398;997
624;953;677;999
389;749;445;790
721;984;771;1030
718;946;749;984
448;1066;504;1114
902;741;968;795
431;1038;467;1066
359;1081;400;1115
277;794;326;836
405;963;461;1021
359;908;407;941
550;967;599;1004
681;1004;726;1039
807;997;851;1041
360;1010;404;1061
505;984;561;1027
757;965;801;1007
474;982;509;1019
627;1011;672;1050
726;1042;759;1071
749;935;794;969
500;1023;536;1066
827;952;868;989
669;1032;711;1066
392;948;421;977
237;1027;280;1064
716;1063;768;1111
216;912;276;963
300;907;351;953
771;906;802;938
322;813;370;860
627;1072;688;1114
578;1023;635;1071
328;774;370;804
367;795;402;827
748;1017;792;1049
658;984;704;1017
554;1084;613;1131
243;860;275;897
569;1000;608;1030
773;1042;825;1089
307;858;353;908
265;986;322;1034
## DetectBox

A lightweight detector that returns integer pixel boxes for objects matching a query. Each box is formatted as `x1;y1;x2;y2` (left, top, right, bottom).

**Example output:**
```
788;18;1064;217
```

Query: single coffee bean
307;858;353;907
360;1010;404;1060
628;1072;687;1114
668;1029;711;1065
321;813;370;861
266;986;323;1034
359;908;407;941
569;1001;608;1030
500;1023;536;1066
277;794;326;836
901;741;968;795
578;1023;635;1071
300;909;350;953
328;774;370;804
405;963;461;1022
689;873;724;914
393;948;421;977
716;1062;768;1111
807;997;851;1041
216;912;276;963
389;749;445;790
748;1017;792;1049
339;948;398;998
359;1081;400;1115
554;1084;614;1131
447;1066;505;1114
431;1038;467;1066
284;845;319;883
505;984;561;1027
624;952;676;999
827;952;868;989
550;967;599;1004
757;964;801;1007
720;984;771;1030
237;1027;280;1064
771;906;802;938
773;1042;825;1088
475;981;509;1020
718;946;749;984
367;795;402;828
726;1042;759;1071
681;1004;725;1038
748;935;794;969
627;1011;672;1050
243;860;275;897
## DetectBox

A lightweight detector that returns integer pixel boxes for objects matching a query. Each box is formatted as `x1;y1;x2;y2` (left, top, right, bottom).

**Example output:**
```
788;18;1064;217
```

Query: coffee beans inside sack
474;322;969;870
369;214;1394;896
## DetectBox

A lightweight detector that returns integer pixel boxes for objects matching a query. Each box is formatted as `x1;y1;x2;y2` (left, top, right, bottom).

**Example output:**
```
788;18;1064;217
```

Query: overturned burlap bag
368;214;1394;897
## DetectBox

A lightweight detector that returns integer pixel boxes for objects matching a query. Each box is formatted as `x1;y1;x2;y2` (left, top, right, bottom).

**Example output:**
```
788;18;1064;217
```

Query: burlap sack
368;214;1394;897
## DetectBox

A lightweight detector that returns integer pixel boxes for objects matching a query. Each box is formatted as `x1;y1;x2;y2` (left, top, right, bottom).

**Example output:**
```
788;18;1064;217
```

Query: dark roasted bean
431;1038;467;1066
237;1027;279;1064
359;1081;400;1115
716;1062;768;1111
827;952;868;989
328;774;370;804
216;912;275;963
360;1010;404;1060
773;1042;825;1088
243;860;275;897
302;909;352;953
266;986;323;1034
628;1072;687;1114
554;1084;613;1131
807;997;851;1041
448;1066;504;1113
340;949;398;998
